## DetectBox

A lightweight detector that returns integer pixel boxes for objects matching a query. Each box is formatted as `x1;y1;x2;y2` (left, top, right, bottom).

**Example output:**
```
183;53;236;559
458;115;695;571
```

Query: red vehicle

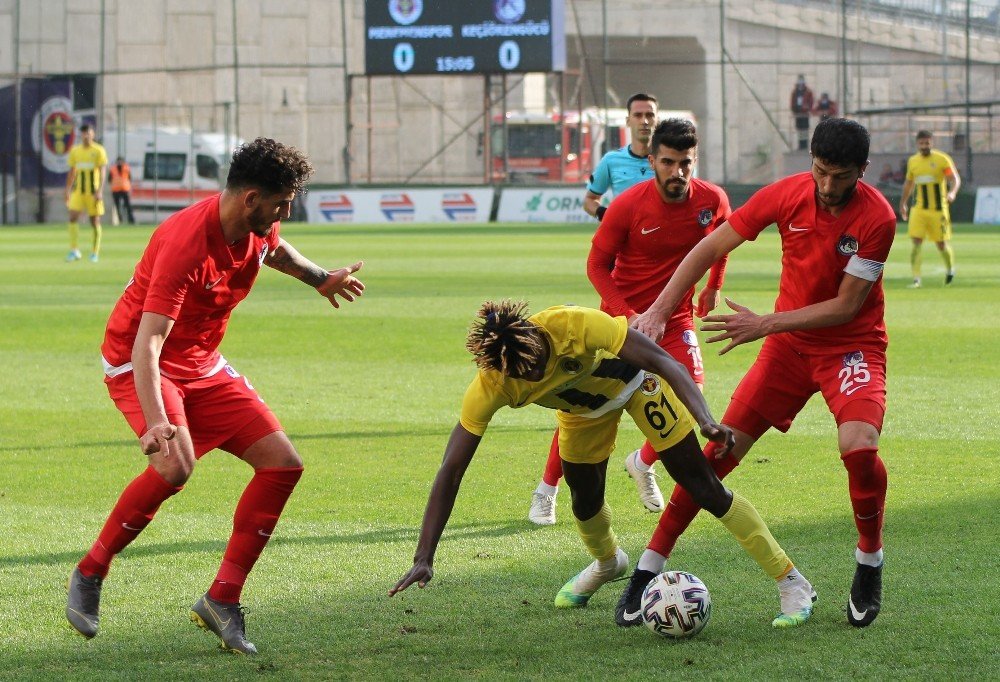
490;108;696;184
490;109;626;184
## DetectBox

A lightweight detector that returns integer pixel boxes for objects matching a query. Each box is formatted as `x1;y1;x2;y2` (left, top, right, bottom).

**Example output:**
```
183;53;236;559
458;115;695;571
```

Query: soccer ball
640;570;712;639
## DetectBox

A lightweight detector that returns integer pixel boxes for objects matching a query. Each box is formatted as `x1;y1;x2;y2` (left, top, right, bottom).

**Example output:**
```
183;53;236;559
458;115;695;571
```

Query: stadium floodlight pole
231;0;240;140
602;0;609;134
965;0;973;183
720;0;728;185
13;0;21;223
341;0;351;184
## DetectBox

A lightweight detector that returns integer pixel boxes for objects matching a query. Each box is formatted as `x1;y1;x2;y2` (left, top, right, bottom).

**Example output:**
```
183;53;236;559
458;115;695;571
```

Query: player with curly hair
391;300;817;629
66;138;365;654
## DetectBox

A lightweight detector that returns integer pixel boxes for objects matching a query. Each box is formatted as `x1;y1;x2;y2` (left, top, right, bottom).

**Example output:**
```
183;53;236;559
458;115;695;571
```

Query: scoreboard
365;1;566;75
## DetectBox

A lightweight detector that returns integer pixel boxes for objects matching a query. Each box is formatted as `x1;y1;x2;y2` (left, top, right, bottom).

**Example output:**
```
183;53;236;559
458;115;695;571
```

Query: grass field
1;220;998;680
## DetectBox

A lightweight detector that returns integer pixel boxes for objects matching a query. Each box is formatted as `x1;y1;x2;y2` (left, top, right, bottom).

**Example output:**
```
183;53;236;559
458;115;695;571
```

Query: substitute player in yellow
64;123;108;263
390;301;817;628
900;130;960;287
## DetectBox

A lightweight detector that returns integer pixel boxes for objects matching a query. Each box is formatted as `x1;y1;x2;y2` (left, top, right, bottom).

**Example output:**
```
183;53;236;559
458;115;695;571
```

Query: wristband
595;205;607;221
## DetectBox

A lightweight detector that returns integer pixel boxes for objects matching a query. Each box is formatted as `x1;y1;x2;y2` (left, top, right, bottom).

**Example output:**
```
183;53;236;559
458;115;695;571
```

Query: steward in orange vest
109;157;135;224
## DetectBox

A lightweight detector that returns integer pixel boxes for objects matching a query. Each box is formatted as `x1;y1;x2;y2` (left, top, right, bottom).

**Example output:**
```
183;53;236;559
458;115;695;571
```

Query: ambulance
103;128;241;223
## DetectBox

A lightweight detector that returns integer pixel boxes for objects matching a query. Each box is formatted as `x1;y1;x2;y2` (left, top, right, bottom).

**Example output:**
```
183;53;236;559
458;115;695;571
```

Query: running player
529;117;730;525
393;301;816;629
65;138;365;654
631;117;894;628
899;129;961;287
64;123;108;263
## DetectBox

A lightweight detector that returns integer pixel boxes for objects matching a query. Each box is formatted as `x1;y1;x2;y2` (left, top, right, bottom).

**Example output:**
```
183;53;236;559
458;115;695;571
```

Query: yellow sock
574;502;617;561
68;222;79;251
910;244;922;278
719;492;793;580
92;224;102;256
941;243;954;272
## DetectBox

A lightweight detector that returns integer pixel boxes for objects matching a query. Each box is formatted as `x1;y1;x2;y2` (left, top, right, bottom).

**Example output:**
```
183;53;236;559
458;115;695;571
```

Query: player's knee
151;455;195;486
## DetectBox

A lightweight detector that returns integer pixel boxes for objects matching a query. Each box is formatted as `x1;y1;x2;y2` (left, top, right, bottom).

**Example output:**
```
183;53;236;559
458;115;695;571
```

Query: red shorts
725;334;886;437
660;325;704;386
106;364;283;458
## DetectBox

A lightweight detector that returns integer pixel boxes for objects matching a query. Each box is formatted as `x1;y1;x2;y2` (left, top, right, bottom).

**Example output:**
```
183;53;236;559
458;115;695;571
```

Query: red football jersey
728;172;896;353
591;177;731;329
101;195;280;379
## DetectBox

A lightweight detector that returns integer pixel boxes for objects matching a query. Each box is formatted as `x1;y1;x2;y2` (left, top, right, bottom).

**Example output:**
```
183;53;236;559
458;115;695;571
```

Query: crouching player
390;301;816;628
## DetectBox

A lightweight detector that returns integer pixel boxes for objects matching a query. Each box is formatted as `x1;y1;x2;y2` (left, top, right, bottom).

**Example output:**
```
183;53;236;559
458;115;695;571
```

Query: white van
103;128;241;223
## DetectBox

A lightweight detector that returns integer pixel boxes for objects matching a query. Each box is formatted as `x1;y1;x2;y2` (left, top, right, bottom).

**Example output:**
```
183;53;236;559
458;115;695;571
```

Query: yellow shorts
907;208;951;242
555;372;696;464
67;192;105;217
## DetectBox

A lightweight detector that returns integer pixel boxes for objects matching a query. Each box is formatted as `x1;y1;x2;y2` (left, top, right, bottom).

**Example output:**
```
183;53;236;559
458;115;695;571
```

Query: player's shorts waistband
102;355;228;380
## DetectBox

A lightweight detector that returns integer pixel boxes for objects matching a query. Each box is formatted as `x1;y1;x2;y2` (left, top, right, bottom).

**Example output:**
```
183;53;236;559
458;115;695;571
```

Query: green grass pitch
1;221;998;680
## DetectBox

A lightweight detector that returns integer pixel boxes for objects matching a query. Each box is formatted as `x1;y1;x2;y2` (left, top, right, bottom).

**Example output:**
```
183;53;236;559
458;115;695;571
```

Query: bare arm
132;312;178;454
95;164;106;195
701;273;875;355
632;223;746;341
946;170;961;203
266;238;365;307
899;178;915;220
65;168;77;199
615;329;734;452
584;190;605;219
390;423;482;595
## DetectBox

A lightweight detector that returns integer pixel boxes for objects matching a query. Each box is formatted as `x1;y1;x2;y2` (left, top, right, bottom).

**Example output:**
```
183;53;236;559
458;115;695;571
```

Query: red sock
78;466;182;579
541;429;563;487
647;442;740;557
638;440;658;467
208;466;303;603
841;447;887;554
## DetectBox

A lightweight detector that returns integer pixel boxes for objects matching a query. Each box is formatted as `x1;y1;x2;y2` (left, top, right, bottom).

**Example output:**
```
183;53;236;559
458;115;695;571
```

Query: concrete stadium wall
1;0;997;186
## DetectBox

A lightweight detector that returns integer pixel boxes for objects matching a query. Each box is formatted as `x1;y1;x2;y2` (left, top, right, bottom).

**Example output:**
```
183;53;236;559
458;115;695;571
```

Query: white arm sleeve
845;255;885;281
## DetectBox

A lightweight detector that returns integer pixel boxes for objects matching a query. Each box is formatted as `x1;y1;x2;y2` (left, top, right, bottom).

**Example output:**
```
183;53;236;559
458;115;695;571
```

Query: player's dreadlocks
227;137;314;195
466;300;546;377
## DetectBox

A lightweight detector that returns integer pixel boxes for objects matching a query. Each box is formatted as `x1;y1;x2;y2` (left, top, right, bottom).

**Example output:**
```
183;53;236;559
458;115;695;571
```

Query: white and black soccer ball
640;570;712;639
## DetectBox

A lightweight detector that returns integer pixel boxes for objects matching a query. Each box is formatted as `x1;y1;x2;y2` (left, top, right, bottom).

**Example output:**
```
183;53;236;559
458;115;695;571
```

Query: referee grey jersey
587;145;653;199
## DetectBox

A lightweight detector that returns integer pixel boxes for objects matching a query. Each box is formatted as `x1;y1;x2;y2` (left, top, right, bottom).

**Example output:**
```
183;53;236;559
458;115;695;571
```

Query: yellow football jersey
460;306;646;436
905;149;956;212
67;142;109;196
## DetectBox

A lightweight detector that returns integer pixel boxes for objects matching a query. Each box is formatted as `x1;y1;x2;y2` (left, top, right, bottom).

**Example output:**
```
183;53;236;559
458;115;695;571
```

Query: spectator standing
109;156;136;224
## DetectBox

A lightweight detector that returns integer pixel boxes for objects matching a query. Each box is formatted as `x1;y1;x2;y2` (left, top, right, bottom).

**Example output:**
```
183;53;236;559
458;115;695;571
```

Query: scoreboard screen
365;1;566;75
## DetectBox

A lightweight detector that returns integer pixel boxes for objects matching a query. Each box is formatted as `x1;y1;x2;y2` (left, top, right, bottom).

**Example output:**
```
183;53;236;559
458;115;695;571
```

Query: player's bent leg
625;444;664;513
190;593;257;655
69;461;185;638
529;429;562;525
555;459;626;607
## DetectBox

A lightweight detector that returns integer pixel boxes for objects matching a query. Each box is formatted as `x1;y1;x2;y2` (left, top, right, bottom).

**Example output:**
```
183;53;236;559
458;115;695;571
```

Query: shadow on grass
0;520;526;569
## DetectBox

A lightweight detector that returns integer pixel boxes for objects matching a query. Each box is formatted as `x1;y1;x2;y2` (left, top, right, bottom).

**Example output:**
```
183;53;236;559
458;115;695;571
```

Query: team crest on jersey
836;234;859;256
682;330;698;346
697;208;714;227
843;350;864;367
640;373;660;396
224;364;241;378
561;358;582;374
258;243;269;266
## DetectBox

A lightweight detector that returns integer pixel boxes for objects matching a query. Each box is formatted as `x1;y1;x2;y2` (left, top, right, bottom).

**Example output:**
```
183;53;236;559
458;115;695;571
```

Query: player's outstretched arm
616;328;734;454
633;223;745;342
265;238;365;307
702;274;875;355
390;423;482;596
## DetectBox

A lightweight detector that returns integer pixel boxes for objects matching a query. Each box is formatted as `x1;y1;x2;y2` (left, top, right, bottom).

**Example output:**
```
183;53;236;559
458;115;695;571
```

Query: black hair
810;118;869;169
226;137;313;195
650;118;698;154
466;300;545;377
626;93;658;115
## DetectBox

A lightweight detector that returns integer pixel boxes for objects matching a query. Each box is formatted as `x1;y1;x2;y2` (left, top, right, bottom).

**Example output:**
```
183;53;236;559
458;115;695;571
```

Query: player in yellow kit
390;301;816;628
64;123;108;263
900;130;961;287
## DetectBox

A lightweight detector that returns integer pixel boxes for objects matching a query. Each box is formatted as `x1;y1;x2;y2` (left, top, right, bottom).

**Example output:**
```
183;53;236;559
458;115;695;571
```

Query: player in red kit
629;118;895;628
66;138;365;654
529;118;730;525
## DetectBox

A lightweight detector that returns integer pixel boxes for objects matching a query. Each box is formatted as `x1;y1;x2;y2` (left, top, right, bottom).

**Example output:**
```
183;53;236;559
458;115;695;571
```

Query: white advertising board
305;188;495;224
496;187;597;223
973;186;1000;225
